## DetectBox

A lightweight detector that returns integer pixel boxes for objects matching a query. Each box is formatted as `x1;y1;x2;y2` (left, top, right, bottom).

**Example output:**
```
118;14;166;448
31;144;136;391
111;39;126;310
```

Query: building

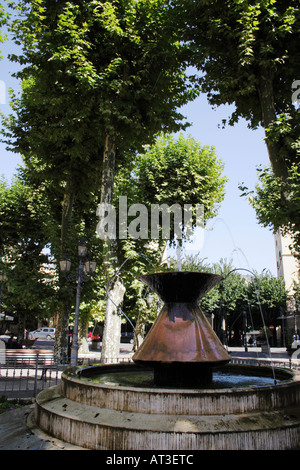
275;230;299;295
275;230;300;341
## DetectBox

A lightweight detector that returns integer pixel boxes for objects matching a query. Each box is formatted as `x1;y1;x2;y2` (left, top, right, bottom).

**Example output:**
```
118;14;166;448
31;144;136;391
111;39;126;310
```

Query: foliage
180;254;288;344
0;175;56;329
0;172;103;335
240;162;300;257
179;0;300;179
0;3;8;58
239;108;300;256
182;0;300;124
3;0;197;163
0;396;29;414
178;0;300;250
1;0;199;265
247;271;288;326
108;133;227;332
1;0;200;358
134;134;227;228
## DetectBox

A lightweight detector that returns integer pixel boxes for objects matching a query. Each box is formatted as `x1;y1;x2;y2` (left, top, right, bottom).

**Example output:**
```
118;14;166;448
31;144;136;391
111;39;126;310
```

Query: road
32;339;134;356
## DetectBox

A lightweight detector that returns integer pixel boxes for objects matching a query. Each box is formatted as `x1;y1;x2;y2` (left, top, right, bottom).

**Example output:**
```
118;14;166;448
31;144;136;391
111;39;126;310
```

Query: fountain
132;272;231;387
33;272;300;450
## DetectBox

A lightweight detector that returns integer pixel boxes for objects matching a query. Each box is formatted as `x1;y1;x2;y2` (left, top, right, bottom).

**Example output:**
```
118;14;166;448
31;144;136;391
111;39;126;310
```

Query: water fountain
132;272;231;387
34;272;300;450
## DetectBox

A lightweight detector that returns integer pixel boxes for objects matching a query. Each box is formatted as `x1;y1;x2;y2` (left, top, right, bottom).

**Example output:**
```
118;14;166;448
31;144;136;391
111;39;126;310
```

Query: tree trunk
133;317;145;351
99;133;126;363
259;67;289;180
60;180;75;256
54;179;75;363
53;302;70;363
101;276;126;361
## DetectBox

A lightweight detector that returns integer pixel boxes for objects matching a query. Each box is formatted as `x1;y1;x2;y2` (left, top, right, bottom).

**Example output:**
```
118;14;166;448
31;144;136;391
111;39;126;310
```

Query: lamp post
242;309;248;352
60;242;96;367
0;271;7;315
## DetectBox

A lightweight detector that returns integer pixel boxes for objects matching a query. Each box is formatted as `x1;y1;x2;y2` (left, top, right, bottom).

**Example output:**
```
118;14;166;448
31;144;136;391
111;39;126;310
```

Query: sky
169;96;277;276
0;34;278;277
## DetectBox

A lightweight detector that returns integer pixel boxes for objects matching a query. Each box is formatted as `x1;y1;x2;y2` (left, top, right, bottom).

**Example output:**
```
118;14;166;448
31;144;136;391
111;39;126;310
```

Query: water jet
33;272;300;450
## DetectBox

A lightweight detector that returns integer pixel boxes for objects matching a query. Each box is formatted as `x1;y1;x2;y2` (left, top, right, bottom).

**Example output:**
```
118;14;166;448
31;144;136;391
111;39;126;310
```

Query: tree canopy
240;163;300;257
0;175;56;335
181;255;288;346
177;0;300;254
1;0;200;360
181;0;300;177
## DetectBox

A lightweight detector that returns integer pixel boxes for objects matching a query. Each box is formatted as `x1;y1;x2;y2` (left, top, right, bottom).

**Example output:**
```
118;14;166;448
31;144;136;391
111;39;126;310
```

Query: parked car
120;332;134;344
28;327;56;340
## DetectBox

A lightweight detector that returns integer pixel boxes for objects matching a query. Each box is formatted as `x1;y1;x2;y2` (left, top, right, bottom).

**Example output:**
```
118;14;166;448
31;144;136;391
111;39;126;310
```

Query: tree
179;0;300;180
2;0;199;361
241;163;300;257
247;271;287;324
181;255;288;346
177;0;300;260
106;133;227;351
247;271;288;345
0;175;56;338
134;133;227;228
239;109;300;256
0;2;7;41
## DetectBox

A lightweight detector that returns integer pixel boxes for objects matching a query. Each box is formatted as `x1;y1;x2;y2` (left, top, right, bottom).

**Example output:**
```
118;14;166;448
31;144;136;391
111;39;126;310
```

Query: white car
29;327;56;340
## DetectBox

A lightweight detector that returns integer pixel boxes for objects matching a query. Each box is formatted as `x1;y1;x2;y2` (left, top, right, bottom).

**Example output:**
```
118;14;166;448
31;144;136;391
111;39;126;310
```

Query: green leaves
0;174;56;321
183;0;300;129
3;0;198;166
179;0;300;244
134;133;227;225
239;109;300;256
181;255;288;339
0;2;8;56
245;163;300;254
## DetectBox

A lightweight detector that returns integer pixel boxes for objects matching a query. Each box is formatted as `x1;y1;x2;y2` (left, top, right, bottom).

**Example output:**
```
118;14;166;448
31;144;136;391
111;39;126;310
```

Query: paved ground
0;404;84;450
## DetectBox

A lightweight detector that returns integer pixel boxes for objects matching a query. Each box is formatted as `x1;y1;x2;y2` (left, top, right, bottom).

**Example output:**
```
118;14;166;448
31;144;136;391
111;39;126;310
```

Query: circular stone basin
78;365;288;389
34;362;300;450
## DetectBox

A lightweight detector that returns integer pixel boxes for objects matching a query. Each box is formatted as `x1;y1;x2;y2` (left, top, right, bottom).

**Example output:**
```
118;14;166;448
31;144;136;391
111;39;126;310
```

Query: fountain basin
34;362;300;450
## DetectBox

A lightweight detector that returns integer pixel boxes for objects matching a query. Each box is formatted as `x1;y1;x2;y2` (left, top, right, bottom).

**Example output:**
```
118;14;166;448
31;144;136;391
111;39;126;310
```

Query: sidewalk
0;344;134;450
78;342;134;362
0;405;83;450
228;346;300;370
228;346;289;358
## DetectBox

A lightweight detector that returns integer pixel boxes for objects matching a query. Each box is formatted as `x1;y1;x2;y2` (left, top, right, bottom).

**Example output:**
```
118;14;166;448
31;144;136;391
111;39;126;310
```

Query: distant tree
181;255;288;346
0;175;56;338
107;133;227;351
247;271;288;327
134;134;227;230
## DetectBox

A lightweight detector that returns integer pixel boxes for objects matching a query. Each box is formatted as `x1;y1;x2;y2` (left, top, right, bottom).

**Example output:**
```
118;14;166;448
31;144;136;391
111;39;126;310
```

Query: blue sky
0;34;277;276
172;96;277;275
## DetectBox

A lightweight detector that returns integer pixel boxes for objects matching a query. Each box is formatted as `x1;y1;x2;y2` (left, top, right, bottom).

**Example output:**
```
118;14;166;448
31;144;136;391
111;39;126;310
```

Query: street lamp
242;309;248;352
60;242;96;366
0;271;7;310
59;256;71;274
0;271;8;333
